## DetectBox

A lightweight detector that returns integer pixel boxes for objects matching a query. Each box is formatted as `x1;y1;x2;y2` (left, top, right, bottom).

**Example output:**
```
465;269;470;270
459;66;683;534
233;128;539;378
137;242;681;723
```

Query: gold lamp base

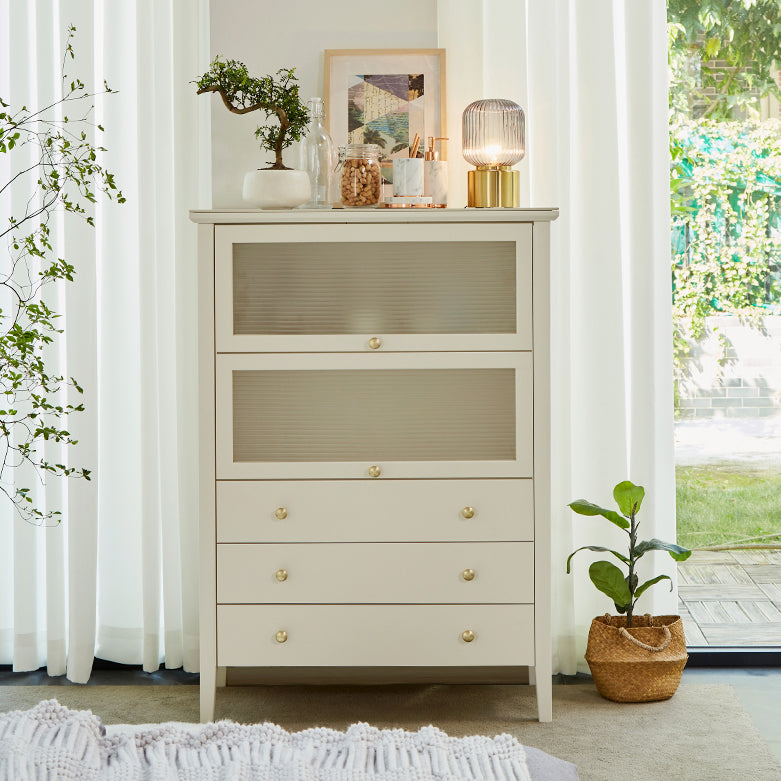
467;166;519;207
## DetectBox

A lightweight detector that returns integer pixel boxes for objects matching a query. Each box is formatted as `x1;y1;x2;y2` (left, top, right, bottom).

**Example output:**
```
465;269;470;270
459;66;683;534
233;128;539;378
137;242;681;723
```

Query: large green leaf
566;546;629;573
568;500;629;530
634;574;673;600
613;481;645;517
588;560;632;611
634;538;692;562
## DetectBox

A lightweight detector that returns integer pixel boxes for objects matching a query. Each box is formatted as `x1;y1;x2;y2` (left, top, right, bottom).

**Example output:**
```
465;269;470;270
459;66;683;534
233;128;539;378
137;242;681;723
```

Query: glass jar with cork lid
339;144;382;208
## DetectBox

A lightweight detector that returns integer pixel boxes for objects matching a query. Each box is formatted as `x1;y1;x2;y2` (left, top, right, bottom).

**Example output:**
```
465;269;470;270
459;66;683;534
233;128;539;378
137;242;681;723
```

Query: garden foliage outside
670;120;781;395
668;1;781;550
668;1;781;396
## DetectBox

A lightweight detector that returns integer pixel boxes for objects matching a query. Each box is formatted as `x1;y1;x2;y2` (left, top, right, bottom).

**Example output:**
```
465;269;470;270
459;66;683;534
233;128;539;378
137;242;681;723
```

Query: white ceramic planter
242;169;311;209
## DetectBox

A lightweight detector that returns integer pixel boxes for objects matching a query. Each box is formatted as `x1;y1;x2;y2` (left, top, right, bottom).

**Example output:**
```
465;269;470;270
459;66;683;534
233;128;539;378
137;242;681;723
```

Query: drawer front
215;223;532;353
217;479;534;543
216;352;532;480
217;542;533;605
217;604;534;667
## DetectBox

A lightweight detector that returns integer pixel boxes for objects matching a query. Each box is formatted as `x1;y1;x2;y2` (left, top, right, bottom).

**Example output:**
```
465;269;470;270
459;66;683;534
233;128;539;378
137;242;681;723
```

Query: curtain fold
0;0;209;680
439;0;676;674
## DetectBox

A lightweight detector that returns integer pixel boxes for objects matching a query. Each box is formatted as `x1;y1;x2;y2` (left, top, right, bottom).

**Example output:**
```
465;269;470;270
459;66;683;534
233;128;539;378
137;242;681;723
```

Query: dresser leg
200;665;216;723
534;662;552;722
216;666;227;687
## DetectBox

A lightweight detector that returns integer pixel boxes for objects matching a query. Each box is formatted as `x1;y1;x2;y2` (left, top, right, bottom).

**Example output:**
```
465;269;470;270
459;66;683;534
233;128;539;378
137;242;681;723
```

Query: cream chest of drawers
190;208;558;723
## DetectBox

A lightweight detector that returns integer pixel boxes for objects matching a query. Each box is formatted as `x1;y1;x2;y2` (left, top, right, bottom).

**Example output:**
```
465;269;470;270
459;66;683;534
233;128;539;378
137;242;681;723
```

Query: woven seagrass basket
584;614;688;703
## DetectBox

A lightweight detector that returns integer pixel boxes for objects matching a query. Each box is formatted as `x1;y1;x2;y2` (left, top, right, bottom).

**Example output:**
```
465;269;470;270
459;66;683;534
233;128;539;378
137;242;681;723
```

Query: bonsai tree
567;480;691;627
196;57;309;170
1;25;124;524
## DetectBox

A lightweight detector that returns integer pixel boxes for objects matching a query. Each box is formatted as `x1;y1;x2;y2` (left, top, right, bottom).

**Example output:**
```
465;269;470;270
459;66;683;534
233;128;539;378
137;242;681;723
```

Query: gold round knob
368;337;382;350
275;569;288;582
275;630;288;643
462;630;475;643
462;568;476;581
274;507;287;520
368;465;381;478
461;506;475;519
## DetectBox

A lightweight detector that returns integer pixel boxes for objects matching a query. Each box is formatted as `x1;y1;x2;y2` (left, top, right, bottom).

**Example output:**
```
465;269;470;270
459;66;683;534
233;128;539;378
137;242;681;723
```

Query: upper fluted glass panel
462;98;525;167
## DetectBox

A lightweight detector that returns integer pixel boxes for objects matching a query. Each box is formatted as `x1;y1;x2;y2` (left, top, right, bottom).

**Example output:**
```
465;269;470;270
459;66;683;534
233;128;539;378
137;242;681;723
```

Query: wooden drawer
217;542;533;605
216;352;533;480
217;604;535;667
214;223;532;353
217;479;534;543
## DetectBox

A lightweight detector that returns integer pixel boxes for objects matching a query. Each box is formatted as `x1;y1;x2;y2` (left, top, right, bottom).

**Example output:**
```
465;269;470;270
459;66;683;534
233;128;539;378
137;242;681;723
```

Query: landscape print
347;74;425;164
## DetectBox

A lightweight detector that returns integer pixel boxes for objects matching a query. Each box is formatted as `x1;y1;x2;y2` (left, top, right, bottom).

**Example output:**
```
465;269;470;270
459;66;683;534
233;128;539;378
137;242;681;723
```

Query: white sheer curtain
0;0;209;681
439;0;677;674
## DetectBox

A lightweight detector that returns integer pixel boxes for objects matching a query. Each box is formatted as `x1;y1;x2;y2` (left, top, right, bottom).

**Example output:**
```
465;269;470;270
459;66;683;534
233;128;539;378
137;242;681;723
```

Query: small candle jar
340;144;382;208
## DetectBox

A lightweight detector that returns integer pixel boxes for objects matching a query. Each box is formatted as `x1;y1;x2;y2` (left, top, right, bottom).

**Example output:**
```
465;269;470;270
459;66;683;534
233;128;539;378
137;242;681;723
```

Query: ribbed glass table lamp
462;98;525;207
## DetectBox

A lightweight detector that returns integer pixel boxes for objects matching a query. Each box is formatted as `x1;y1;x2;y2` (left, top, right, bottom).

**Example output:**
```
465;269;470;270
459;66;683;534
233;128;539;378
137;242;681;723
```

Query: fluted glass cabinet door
214;223;532;352
215;352;533;479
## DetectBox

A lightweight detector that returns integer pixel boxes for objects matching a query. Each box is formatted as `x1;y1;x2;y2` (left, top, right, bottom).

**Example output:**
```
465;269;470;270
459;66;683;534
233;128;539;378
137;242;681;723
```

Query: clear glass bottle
339;143;382;208
300;97;335;209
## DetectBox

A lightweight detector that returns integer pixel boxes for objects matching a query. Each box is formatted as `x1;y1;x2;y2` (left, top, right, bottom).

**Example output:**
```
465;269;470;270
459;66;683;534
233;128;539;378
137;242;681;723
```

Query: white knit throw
0;699;533;780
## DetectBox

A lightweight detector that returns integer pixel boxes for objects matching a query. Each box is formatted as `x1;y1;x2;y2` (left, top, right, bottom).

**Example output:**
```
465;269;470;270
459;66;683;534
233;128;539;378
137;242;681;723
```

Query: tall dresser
190;208;558;723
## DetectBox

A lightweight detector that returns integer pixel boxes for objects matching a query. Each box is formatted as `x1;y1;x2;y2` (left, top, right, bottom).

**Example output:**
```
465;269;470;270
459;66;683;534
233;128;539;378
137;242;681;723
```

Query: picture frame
324;49;447;164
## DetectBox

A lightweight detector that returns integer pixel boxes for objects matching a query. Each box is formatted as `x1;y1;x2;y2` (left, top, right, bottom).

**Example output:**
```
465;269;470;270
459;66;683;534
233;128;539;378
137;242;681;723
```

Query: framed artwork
324;49;447;169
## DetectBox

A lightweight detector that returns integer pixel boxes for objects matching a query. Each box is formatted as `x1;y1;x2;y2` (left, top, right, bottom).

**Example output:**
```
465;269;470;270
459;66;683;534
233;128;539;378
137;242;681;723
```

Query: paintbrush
409;133;420;159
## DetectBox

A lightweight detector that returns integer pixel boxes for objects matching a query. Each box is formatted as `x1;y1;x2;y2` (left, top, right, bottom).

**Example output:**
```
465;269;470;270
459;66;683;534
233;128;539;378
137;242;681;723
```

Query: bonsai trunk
196;84;291;170
264;105;291;170
266;131;289;170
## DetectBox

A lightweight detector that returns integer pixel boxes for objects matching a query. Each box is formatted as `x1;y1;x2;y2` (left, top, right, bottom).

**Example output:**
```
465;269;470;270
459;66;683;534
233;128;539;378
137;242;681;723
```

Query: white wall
208;0;438;207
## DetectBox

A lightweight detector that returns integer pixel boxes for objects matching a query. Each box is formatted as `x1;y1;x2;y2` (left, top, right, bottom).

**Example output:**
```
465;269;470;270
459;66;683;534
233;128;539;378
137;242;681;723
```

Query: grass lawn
676;464;781;549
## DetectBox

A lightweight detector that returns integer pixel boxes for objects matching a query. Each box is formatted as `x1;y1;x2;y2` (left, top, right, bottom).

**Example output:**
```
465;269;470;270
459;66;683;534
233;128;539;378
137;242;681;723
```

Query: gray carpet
1;683;778;781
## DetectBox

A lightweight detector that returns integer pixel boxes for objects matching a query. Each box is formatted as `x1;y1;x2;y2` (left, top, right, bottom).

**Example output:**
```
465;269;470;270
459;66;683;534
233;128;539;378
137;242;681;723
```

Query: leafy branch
0;24;124;524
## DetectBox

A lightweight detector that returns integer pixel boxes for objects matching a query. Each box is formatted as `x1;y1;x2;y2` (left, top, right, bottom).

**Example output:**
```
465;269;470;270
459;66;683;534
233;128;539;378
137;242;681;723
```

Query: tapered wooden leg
535;661;552;722
216;666;227;687
200;665;216;723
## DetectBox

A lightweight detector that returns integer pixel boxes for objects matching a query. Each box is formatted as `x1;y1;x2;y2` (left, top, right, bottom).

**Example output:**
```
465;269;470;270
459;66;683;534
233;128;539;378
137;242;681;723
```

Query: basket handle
619;625;671;652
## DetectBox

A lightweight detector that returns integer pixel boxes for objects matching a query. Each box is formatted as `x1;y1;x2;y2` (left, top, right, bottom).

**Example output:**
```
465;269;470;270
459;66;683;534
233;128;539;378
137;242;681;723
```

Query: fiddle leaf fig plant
195;57;309;170
567;480;691;627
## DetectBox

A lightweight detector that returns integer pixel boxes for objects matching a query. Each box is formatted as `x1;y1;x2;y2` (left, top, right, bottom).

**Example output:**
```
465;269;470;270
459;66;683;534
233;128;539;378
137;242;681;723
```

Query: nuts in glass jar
340;144;381;207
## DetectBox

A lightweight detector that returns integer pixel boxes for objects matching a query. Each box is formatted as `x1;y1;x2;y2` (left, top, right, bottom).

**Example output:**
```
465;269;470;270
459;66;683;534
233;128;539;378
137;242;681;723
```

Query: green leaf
566;546;629;573
588;560;632;610
705;36;720;59
634;538;691;562
568;500;629;529
613;481;644;517
634;574;673;600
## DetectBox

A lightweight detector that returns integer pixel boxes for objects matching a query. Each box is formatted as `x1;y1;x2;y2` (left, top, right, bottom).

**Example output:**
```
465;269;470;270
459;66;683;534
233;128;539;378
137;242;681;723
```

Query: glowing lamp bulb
462;98;525;207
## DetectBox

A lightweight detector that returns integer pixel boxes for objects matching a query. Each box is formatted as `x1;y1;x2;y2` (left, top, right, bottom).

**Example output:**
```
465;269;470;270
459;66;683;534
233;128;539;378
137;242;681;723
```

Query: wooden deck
678;549;781;647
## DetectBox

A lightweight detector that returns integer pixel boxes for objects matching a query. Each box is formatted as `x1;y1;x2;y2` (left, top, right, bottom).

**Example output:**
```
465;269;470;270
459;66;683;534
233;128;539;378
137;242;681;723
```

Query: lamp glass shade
462;98;525;167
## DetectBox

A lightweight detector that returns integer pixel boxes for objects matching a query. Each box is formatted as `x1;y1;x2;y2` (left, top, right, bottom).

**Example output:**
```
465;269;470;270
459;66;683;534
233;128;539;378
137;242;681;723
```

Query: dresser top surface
189;207;559;225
